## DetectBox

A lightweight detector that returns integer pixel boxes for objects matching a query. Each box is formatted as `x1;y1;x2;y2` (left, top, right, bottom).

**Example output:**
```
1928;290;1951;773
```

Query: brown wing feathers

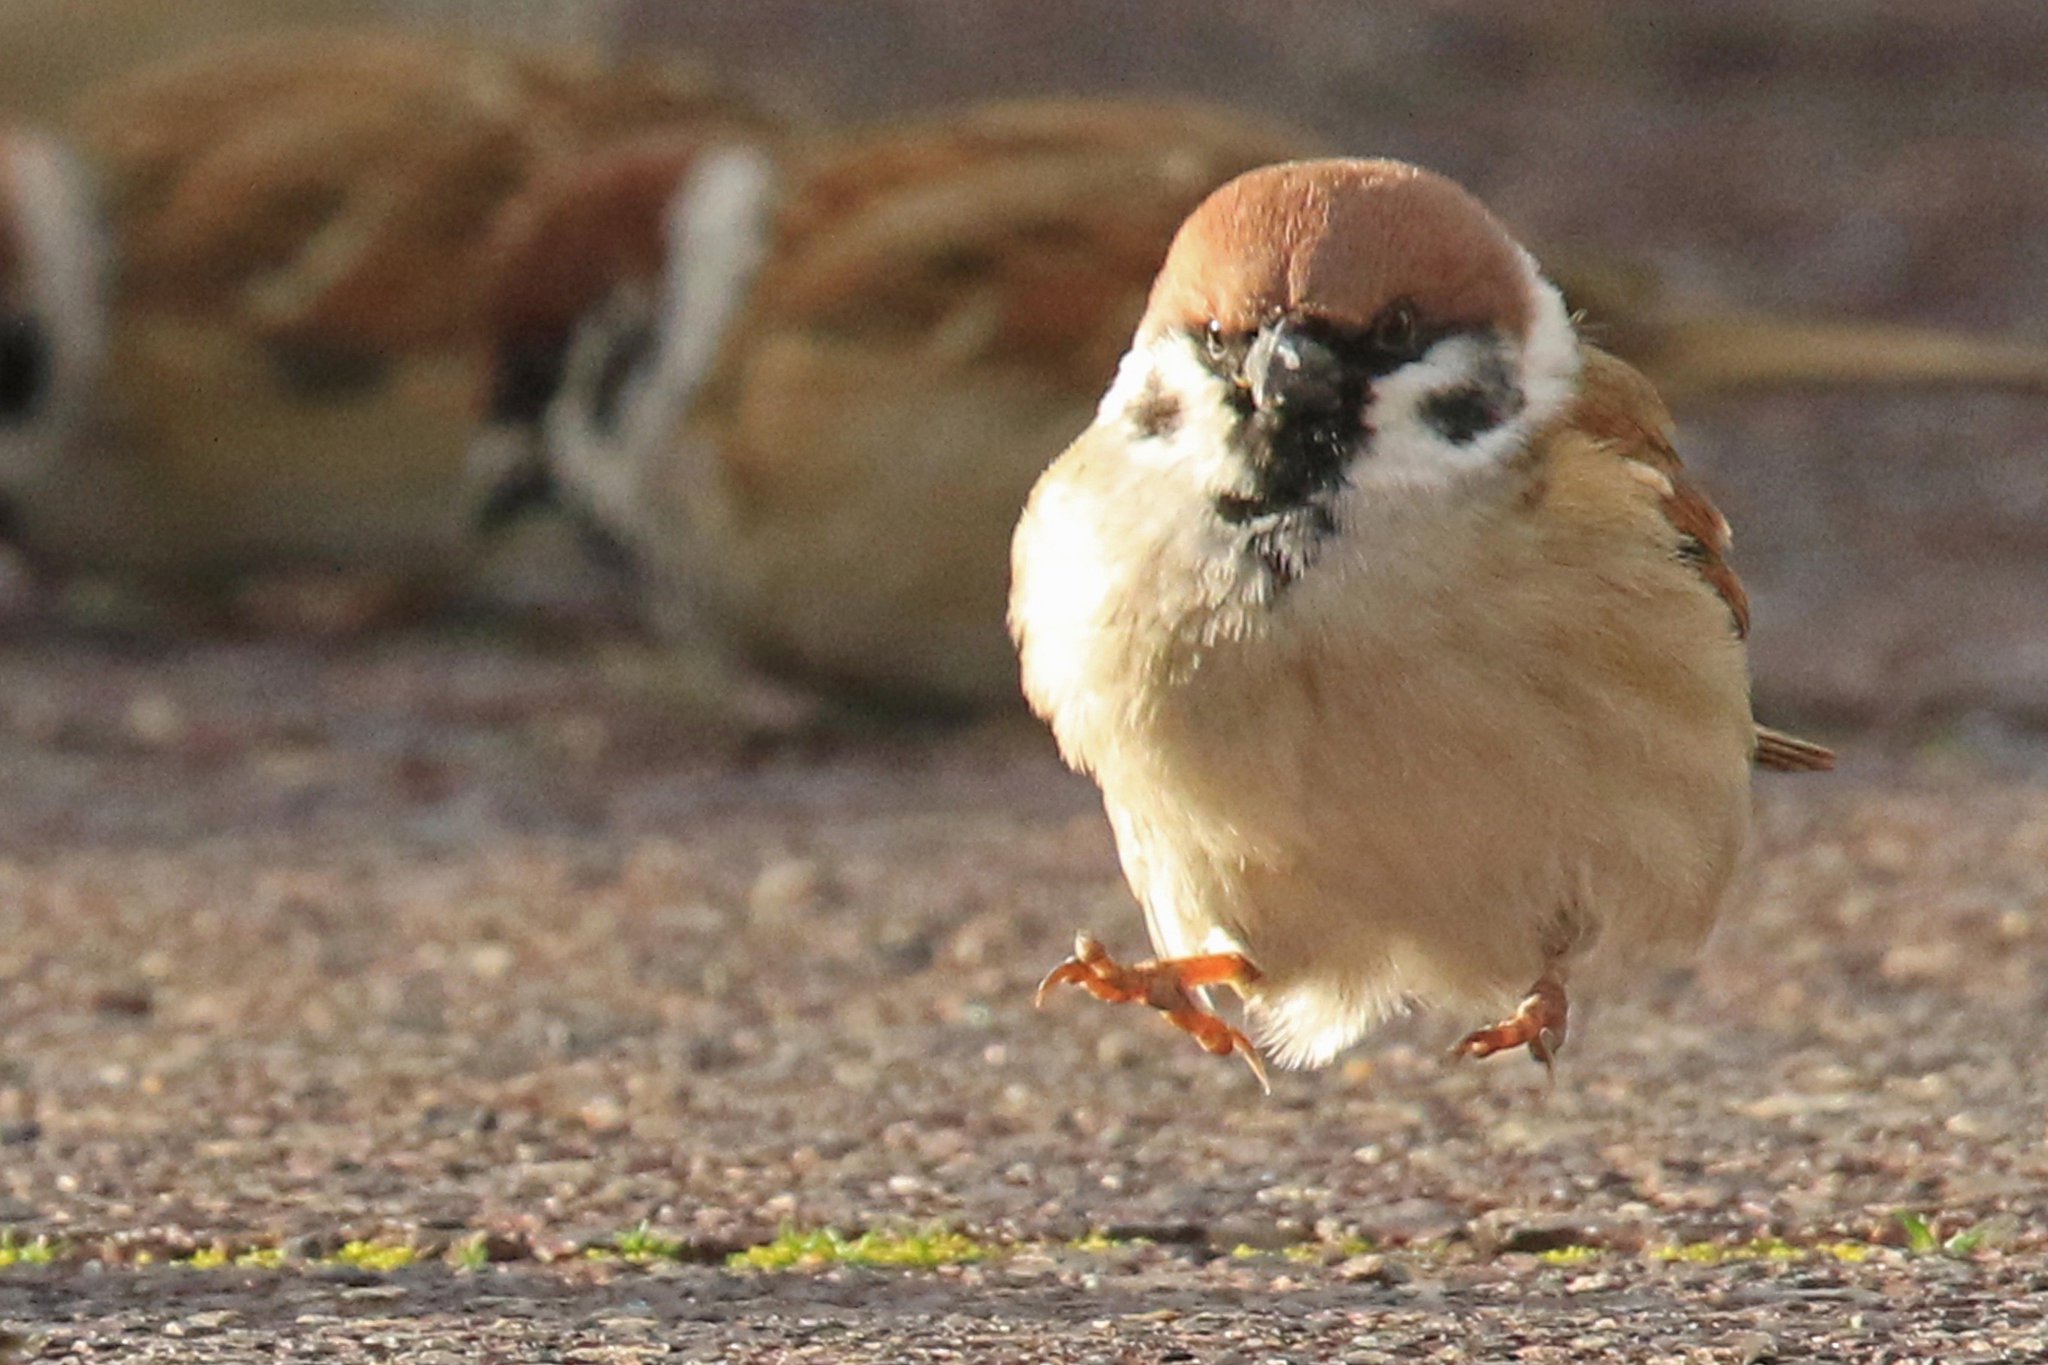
1575;349;1833;773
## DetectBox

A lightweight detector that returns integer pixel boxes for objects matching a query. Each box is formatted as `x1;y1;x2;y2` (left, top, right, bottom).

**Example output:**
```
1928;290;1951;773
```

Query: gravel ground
5;1254;2047;1361
0;633;2042;1359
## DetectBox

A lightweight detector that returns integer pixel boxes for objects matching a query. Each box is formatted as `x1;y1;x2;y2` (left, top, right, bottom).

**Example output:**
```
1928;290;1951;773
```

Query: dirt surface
0;632;2042;1359
6;1254;2048;1361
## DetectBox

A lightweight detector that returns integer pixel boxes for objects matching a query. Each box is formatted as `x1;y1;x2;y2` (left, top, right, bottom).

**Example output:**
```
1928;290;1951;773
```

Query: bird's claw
1452;976;1570;1075
1034;932;1269;1091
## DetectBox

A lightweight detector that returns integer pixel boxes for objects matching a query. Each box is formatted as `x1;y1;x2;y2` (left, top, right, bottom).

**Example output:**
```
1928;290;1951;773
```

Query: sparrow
471;97;1304;705
1010;159;1834;1086
0;128;104;543
0;28;774;610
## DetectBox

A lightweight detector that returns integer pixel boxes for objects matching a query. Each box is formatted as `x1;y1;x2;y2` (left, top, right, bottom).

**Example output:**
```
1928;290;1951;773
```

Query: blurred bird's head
0;130;104;548
466;132;780;576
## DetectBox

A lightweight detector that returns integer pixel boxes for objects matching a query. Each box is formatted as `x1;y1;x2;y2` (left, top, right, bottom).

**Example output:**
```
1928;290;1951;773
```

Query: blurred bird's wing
74;28;771;354
746;99;1314;390
1553;253;2048;400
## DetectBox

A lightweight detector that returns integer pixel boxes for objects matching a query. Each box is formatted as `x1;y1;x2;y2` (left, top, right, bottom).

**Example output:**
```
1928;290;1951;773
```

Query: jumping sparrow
1010;158;1833;1084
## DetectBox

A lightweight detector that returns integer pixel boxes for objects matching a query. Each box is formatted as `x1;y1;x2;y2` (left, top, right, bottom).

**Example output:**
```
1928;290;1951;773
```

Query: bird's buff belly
1099;650;1754;1068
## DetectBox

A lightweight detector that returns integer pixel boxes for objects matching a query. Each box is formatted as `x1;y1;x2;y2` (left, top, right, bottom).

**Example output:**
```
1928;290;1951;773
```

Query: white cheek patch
630;144;778;461
1349;264;1579;499
0;133;105;481
543;289;664;547
1357;334;1523;489
539;143;779;549
1102;334;1243;492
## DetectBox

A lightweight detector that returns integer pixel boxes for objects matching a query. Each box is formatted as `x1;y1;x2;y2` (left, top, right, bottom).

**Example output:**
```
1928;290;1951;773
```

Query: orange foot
1453;976;1569;1072
1034;932;1269;1091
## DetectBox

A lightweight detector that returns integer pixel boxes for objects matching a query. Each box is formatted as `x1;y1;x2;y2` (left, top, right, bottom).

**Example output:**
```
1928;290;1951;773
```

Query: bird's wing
1570;346;1834;772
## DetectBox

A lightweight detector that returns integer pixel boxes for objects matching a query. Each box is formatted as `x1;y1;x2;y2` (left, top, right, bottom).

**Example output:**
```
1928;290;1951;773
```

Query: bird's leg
1453;974;1569;1072
1035;932;1269;1090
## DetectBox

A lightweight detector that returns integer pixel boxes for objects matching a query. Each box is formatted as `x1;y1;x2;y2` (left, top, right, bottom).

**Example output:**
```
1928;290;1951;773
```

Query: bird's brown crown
1142;158;1534;342
484;132;712;343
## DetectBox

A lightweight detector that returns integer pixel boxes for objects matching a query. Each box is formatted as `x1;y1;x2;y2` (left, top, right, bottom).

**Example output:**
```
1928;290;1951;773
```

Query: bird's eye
1203;319;1228;363
1369;298;1420;358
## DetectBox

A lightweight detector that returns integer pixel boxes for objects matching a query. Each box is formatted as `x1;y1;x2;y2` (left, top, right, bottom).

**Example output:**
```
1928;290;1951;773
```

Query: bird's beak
1243;319;1345;417
468;431;643;583
569;515;641;582
472;451;561;535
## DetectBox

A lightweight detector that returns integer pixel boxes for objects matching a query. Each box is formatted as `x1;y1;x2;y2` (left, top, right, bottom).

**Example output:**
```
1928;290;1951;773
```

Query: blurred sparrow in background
0;28;773;621
472;99;1302;705
1011;159;1833;1085
9;20;2046;648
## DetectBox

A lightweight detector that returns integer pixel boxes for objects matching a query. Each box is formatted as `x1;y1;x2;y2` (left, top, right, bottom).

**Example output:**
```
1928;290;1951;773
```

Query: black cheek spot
471;457;557;533
1128;375;1182;439
590;321;657;437
0;312;52;422
489;332;572;427
1420;385;1504;445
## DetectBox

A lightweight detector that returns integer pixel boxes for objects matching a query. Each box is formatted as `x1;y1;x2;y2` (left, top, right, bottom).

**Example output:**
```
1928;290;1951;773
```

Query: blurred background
2;0;2045;737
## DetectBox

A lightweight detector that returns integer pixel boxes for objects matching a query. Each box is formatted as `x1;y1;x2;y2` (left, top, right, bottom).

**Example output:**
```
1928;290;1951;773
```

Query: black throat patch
1211;396;1360;591
1212;496;1337;590
1198;319;1389;591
